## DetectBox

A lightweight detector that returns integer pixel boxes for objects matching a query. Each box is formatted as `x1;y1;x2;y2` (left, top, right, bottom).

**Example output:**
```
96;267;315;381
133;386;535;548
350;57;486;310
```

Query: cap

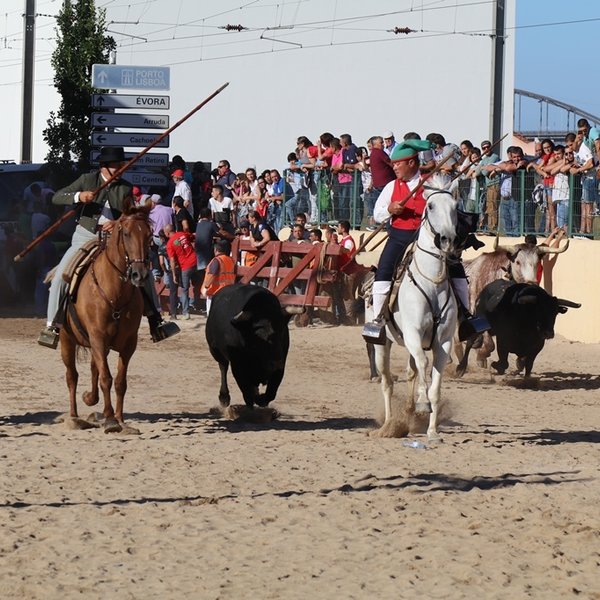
481;140;492;148
383;130;395;139
172;169;184;177
97;146;125;164
390;139;434;162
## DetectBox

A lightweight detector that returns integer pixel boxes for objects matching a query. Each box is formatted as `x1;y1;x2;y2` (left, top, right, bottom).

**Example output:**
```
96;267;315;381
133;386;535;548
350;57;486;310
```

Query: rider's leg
39;225;97;348
141;279;180;342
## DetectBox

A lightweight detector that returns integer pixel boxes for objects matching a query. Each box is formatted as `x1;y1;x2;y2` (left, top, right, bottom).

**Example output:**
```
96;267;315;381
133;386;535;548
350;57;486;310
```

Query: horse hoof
103;418;122;434
427;433;443;445
119;424;141;435
369;376;381;383
218;396;231;408
369;420;409;438
65;417;97;431
455;367;466;378
82;391;99;407
476;359;487;368
415;402;432;415
86;412;104;425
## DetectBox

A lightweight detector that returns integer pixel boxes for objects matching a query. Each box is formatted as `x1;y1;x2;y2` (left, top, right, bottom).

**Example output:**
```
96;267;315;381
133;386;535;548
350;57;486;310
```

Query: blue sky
515;2;600;125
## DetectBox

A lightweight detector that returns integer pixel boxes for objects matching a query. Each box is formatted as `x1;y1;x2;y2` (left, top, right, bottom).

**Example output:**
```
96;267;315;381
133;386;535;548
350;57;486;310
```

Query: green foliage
43;0;115;172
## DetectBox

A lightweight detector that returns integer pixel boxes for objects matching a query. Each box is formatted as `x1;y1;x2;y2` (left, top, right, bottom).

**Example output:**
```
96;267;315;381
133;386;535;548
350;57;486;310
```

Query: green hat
390;139;433;162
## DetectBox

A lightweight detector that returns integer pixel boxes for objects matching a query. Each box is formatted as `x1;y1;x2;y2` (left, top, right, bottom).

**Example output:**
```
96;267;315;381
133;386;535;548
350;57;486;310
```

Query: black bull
456;280;580;377
205;284;301;408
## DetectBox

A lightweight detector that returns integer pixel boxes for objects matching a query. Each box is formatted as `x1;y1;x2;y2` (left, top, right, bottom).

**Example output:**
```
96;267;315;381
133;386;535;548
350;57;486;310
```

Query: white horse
373;175;458;441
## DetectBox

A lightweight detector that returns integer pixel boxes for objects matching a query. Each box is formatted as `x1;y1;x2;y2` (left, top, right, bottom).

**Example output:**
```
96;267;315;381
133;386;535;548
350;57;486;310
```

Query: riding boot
38;298;67;349
141;286;180;343
451;277;491;342
362;280;390;345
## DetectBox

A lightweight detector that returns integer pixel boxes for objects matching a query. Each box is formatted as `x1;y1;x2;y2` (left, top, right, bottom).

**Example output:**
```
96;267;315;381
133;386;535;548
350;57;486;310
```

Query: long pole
21;0;35;163
14;82;230;262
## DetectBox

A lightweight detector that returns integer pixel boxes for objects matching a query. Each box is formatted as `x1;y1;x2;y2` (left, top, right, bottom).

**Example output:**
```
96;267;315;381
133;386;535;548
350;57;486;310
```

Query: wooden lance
14;82;230;262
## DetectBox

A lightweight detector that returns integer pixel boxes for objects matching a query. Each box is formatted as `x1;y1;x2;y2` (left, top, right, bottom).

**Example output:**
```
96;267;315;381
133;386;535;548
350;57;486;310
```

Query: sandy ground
1;315;600;599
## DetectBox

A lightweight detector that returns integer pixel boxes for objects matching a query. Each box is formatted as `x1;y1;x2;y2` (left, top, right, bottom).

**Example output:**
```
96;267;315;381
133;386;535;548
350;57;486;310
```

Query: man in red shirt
166;225;200;320
368;135;396;203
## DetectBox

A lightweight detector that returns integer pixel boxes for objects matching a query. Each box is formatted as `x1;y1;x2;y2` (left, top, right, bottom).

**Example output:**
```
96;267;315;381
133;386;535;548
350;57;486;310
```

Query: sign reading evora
92;64;170;91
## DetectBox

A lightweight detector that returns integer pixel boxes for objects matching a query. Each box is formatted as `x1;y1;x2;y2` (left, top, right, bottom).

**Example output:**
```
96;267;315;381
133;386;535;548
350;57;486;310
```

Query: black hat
97;146;126;164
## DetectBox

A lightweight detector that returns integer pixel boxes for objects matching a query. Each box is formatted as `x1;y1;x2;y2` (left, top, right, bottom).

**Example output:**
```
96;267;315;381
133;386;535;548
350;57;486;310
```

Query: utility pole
21;0;36;163
491;0;505;147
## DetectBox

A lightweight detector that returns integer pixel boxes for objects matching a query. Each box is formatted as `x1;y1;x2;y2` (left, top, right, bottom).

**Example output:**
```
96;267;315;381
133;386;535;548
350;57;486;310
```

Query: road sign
90;151;169;167
91;132;169;148
92;112;169;129
121;171;169;187
92;64;170;91
92;94;170;110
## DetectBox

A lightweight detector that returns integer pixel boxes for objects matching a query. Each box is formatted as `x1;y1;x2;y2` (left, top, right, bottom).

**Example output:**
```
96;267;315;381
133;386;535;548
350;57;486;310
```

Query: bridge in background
514;89;600;141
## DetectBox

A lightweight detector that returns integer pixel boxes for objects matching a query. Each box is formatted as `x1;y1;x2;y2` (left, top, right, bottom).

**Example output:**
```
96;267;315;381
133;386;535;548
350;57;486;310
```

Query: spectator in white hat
383;130;399;157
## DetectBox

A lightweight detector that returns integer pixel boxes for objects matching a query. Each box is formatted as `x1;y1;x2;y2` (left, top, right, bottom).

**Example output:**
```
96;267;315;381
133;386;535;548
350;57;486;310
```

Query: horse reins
406;199;454;350
90;220;149;320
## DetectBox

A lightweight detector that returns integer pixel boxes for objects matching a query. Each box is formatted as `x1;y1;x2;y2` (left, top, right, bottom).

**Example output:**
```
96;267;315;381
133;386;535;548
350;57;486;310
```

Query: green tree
43;0;115;173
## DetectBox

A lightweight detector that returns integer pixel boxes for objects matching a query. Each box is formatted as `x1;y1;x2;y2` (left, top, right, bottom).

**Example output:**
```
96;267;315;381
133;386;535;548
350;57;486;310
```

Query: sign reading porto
92;64;170;91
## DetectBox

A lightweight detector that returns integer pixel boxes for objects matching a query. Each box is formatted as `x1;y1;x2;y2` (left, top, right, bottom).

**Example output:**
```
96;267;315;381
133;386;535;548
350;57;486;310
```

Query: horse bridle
91;220;150;320
406;190;454;350
104;221;150;282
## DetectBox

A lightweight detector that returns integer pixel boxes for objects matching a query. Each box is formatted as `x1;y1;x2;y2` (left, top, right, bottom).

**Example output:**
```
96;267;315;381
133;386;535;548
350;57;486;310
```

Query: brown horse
60;206;152;434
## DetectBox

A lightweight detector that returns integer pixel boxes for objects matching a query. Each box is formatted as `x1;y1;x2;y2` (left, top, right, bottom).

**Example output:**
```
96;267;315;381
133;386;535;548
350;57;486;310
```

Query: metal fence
283;168;600;238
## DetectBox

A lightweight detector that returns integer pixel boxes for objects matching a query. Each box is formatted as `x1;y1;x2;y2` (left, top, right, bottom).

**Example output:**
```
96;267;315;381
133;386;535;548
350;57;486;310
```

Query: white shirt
373;173;420;223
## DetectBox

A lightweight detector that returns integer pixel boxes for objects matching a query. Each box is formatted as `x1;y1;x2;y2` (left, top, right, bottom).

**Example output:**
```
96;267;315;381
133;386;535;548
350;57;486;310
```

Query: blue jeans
500;197;518;236
336;182;351;221
554;200;568;229
177;267;197;316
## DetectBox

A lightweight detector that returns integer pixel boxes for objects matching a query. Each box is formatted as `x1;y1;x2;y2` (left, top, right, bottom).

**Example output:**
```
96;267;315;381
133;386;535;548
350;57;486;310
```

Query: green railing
283;168;599;237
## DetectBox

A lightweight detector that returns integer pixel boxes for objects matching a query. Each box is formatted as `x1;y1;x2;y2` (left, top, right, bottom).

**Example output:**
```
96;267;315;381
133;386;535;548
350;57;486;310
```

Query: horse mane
121;203;152;223
424;172;449;192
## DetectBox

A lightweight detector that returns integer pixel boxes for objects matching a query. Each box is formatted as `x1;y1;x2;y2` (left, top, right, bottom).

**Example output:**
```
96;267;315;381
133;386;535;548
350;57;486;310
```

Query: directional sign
92;64;170;91
90;151;169;167
92;132;169;148
92;112;169;129
92;94;170;110
121;171;169;187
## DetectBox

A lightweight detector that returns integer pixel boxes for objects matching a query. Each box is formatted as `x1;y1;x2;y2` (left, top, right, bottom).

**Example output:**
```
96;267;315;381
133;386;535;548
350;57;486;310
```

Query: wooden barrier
155;239;343;310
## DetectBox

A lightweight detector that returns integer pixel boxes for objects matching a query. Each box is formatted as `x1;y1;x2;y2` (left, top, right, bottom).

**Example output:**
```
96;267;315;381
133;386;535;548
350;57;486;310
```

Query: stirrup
362;317;387;345
37;326;60;349
458;315;491;342
151;320;180;343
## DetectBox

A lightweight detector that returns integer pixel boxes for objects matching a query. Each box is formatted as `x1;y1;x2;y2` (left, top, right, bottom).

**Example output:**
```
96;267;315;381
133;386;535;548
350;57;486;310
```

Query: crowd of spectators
2;119;599;316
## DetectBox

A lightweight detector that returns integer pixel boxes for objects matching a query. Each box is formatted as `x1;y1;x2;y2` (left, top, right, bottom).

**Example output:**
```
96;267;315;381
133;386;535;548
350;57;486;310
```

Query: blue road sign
92;64;170;91
90;151;169;167
91;132;169;148
91;113;169;129
92;94;170;109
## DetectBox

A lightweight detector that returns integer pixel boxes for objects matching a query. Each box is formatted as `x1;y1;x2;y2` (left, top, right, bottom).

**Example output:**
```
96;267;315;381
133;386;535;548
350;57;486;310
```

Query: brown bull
455;237;569;375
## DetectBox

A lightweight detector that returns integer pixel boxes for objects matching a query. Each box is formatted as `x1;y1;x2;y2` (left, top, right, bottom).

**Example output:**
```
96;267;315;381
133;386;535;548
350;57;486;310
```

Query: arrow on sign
97;70;108;85
96;115;107;125
96;135;106;144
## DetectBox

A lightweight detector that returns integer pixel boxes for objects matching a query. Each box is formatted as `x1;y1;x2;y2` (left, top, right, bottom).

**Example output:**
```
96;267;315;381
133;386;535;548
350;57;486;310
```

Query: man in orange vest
201;239;236;315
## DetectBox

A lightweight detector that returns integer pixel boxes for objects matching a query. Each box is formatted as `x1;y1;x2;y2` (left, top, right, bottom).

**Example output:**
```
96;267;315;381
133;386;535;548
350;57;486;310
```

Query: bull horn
537;239;570;255
493;237;519;254
556;298;581;309
231;310;252;324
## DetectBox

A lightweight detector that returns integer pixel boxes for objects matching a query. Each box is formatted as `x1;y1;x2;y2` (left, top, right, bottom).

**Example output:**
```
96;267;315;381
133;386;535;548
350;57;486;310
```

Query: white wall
3;0;515;171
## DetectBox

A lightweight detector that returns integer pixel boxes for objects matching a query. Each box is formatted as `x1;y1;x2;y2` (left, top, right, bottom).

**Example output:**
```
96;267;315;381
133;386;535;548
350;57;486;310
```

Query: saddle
63;239;102;300
387;241;416;315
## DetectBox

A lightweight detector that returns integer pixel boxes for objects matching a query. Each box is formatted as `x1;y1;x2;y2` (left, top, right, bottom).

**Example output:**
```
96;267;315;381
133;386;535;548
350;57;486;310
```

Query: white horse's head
422;173;458;253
